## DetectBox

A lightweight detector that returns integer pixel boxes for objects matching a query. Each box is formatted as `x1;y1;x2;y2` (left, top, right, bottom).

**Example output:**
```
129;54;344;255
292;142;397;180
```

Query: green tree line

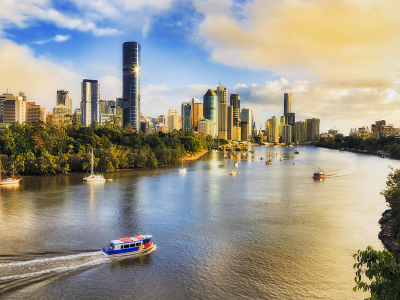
0;118;213;175
353;168;400;299
317;135;400;158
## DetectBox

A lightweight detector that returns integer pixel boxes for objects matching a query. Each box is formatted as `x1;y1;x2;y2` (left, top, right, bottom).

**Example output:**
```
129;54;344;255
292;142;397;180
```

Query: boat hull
0;179;20;185
83;176;106;182
103;243;156;256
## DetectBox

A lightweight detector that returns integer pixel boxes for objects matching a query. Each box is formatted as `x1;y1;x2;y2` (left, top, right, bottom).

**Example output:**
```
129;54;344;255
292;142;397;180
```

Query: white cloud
0;38;81;111
33;34;71;44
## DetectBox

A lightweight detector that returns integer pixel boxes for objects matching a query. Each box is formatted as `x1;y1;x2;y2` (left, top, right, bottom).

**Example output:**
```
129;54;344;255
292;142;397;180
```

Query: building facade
240;108;253;138
294;121;306;144
306;118;320;142
122;41;141;131
283;125;292;144
192;102;203;132
26;102;46;123
81;79;100;126
227;105;233;141
168;109;181;133
57;90;72;113
3;91;26;123
53;104;71;125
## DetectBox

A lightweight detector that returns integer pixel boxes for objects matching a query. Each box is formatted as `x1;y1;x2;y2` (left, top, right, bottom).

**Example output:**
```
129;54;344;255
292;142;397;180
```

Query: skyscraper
217;85;227;140
306;118;320;141
192;102;203;132
81;79;100;126
230;94;240;122
123;41;141;131
284;93;291;116
294;121;306;144
203;89;218;137
227;105;233;141
241;108;253;138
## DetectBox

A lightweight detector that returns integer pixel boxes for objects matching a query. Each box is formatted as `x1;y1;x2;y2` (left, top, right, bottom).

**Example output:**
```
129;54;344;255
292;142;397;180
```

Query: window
136;242;141;247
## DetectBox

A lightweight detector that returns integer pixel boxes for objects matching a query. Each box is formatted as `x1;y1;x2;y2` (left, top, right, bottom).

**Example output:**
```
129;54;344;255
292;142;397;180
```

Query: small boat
280;158;283;161
313;171;326;179
83;150;106;182
294;150;299;154
0;161;21;185
179;158;187;172
260;157;263;160
103;235;155;256
234;161;239;167
229;169;237;175
266;159;272;164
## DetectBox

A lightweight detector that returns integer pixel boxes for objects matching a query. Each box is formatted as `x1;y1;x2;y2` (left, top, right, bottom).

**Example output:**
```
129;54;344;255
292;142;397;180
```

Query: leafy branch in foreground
353;246;400;299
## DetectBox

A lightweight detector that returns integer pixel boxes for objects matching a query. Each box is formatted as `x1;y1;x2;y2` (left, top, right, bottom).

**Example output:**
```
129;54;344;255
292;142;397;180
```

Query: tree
381;167;400;224
353;246;400;299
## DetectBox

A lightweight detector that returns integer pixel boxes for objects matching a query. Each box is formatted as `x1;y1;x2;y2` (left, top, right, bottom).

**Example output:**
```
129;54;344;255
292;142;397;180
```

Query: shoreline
183;150;209;161
378;209;400;263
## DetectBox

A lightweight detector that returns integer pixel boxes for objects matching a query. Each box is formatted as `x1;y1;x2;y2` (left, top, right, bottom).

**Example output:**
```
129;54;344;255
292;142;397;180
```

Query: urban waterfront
0;146;397;299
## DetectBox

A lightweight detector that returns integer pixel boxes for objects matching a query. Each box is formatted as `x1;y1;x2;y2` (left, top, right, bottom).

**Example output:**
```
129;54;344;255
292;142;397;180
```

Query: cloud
33;34;71;45
0;38;81;111
195;0;400;89
0;0;119;37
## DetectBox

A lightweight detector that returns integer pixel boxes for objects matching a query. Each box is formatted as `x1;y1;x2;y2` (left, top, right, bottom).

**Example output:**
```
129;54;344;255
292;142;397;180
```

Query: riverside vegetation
0;117;214;175
353;167;400;299
317;135;400;158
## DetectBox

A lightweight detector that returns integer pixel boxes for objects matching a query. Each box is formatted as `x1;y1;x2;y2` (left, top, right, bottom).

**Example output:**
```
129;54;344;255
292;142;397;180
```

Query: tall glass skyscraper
203;89;218;137
123;41;141;131
230;94;240;123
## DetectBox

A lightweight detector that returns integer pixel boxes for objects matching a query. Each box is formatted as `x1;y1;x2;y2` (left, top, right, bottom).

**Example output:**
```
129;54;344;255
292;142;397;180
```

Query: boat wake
0;246;157;293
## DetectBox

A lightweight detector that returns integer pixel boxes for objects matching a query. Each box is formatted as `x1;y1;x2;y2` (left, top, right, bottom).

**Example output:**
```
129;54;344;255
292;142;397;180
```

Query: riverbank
378;209;400;262
183;150;209;161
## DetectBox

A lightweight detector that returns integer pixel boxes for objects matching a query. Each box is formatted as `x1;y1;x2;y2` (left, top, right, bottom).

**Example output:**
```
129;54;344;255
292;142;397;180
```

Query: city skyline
0;0;399;134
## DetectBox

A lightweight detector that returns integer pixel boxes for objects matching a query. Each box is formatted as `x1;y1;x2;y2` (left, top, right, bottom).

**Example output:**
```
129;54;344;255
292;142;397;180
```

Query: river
0;146;397;299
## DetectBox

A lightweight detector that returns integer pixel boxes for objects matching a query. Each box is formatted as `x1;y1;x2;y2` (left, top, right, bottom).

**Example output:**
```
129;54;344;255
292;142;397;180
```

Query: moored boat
313;171;326;179
266;159;272;164
294;150;299;154
103;235;155;256
83;151;106;182
0;161;21;185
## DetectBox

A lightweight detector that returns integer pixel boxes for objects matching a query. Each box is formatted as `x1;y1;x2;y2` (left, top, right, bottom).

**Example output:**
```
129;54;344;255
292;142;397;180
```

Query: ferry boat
103;235;155;256
313;171;326;179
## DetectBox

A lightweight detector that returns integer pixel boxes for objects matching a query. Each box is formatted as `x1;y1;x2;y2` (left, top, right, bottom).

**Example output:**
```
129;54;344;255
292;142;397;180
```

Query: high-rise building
230;94;240;122
203;89;218;137
168;109;180;133
241;122;249;142
57;90;72;113
81;79;100;126
192;102;203;132
294;121;306;144
306;118;320;141
122;41;141;131
2;89;26;123
181;98;199;133
283;125;292;144
240;108;253;138
357;126;370;139
266;116;279;144
217;85;227;140
74;108;82;124
284;93;291;116
375;120;386;138
227;105;233;141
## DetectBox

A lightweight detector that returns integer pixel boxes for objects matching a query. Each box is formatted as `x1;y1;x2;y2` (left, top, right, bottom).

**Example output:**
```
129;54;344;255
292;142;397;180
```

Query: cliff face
379;209;400;263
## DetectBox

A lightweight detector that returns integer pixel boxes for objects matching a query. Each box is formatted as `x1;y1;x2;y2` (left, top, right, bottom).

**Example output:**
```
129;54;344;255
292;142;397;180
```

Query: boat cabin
108;235;152;250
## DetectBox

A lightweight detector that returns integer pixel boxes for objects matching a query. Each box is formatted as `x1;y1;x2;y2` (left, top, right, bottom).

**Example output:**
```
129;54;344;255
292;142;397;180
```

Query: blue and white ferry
102;235;155;256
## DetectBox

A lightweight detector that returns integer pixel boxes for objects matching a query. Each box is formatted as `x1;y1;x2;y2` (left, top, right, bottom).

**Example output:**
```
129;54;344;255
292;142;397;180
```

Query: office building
57;90;72;113
230;94;240;121
265;116;279;144
227;105;233;141
294;121;306;144
74;108;82;124
192;103;203;132
122;41;141;131
181;98;199;133
203;89;218;137
81;79;100;126
357;126;370;139
2;90;26;123
26;102;46;123
53;104;71;125
168;109;181;133
156;115;167;125
283;125;292;144
217;85;228;140
306;118;320;141
241;108;253;138
199;118;216;137
241;122;249;142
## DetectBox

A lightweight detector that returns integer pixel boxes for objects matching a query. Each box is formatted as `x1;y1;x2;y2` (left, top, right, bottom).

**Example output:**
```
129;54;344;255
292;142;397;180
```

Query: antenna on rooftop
219;73;221;86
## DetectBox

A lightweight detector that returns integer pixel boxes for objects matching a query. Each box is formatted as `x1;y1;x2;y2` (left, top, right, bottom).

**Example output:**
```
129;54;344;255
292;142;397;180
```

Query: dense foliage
353;168;400;299
353;246;400;299
317;136;400;158
0;118;213;175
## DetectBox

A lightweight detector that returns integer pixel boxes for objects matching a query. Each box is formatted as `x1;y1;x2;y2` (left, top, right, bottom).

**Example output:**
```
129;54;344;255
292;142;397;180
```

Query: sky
1;0;400;134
